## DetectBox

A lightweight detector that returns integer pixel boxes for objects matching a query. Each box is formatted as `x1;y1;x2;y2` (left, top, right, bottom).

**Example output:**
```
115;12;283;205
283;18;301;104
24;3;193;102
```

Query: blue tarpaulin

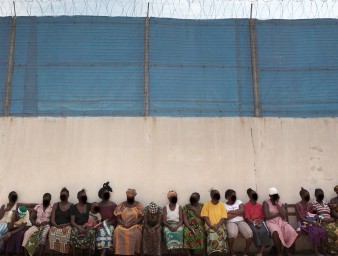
0;17;337;117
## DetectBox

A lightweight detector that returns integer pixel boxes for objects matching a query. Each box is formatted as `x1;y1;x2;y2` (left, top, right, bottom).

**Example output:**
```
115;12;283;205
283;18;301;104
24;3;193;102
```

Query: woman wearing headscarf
224;189;253;256
22;193;53;256
70;189;96;255
1;206;31;255
97;182;117;256
263;187;298;256
143;202;162;256
49;187;73;255
295;187;326;256
313;188;338;255
113;189;144;256
328;185;338;220
244;188;270;256
200;189;228;255
183;192;205;256
163;190;184;253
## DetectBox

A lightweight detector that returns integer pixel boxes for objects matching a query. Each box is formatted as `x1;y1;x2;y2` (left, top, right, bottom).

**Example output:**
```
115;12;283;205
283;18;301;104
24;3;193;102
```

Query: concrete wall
0;117;337;207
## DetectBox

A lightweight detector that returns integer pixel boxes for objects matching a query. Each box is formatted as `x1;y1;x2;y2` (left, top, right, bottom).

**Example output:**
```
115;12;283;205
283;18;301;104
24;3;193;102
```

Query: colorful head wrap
127;188;137;196
167;190;177;199
17;206;27;218
146;202;161;214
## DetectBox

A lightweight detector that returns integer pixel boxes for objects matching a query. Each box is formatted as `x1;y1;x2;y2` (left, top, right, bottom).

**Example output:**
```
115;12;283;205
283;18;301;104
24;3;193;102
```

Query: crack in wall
249;123;257;191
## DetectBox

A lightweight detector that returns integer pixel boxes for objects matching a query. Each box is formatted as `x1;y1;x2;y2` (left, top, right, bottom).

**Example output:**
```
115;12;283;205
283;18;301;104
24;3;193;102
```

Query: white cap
268;187;278;195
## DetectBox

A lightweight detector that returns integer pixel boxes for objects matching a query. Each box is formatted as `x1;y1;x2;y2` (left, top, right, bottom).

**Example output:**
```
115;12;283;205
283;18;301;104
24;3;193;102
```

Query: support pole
249;3;261;117
144;3;150;116
4;1;17;116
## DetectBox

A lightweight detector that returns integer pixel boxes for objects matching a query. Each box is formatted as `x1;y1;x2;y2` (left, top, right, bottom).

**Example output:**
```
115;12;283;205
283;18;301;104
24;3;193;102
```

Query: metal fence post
144;3;150;116
249;4;261;117
4;6;17;116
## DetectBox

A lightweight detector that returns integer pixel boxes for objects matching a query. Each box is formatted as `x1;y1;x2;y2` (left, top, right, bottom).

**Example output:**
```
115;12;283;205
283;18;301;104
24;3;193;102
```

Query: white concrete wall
0;117;337;207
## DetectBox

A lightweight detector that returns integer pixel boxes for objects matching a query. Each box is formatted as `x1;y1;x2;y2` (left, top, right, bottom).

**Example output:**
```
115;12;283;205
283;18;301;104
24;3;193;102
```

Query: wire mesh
0;0;338;19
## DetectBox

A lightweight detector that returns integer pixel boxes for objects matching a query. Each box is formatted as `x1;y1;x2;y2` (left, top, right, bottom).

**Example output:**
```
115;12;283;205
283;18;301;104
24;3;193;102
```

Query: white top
166;204;180;222
224;200;244;223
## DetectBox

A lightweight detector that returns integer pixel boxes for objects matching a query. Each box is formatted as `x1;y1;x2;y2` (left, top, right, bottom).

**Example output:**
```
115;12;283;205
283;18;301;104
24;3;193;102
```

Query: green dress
183;203;206;249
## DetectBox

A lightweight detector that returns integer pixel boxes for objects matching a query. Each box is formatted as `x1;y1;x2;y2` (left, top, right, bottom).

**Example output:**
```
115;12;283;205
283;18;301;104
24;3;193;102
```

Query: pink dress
265;200;298;248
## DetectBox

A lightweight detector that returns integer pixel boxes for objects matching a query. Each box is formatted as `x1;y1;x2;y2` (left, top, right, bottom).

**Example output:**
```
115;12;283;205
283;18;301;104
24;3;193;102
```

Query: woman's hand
77;225;85;233
3;232;11;241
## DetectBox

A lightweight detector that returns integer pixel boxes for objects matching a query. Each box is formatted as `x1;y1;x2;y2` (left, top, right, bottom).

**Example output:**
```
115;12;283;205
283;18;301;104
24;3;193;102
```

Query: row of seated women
0;183;337;256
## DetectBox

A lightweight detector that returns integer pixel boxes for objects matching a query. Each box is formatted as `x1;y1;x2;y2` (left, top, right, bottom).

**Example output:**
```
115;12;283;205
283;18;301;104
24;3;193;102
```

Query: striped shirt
312;201;331;220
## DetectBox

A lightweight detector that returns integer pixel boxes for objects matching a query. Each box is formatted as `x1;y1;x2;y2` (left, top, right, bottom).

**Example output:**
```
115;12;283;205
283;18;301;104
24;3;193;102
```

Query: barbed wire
0;0;337;19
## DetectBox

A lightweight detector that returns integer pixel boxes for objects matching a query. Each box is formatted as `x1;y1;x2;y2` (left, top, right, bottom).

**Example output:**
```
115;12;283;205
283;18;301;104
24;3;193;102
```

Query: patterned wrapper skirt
143;226;162;255
69;227;96;250
49;226;72;253
163;221;184;250
1;227;28;254
249;222;271;247
205;225;227;255
96;220;114;250
23;225;50;256
183;223;205;250
322;221;338;255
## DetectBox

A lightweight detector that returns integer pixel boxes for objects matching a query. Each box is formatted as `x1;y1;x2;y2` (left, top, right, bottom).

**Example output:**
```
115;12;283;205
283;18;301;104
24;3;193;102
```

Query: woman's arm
30;210;40;227
263;201;279;220
183;210;193;232
214;218;225;231
116;215;124;226
162;206;171;228
50;203;59;228
231;203;245;216
276;203;287;218
295;203;318;226
0;204;9;220
70;214;83;232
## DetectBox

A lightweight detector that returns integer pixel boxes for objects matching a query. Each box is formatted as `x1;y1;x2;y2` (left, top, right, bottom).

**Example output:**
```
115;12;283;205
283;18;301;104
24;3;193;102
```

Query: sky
0;0;338;19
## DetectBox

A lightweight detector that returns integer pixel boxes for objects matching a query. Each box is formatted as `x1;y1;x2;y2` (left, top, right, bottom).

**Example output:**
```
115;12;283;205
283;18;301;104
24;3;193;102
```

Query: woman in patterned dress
183;192;205;256
201;189;228;256
97;182;117;256
163;190;184;255
313;188;338;255
49;187;73;255
143;202;162;256
113;189;144;256
70;189;96;255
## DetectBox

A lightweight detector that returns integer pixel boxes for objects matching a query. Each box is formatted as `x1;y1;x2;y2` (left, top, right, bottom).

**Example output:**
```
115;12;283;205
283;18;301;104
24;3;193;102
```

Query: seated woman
225;189;253;256
22;193;53;256
313;188;338;255
97;182;117;256
70;189;96;255
0;192;19;225
328;185;338;220
1;206;31;255
0;191;37;225
49;187;73;255
263;187;298;256
113;189;143;256
201;189;228;255
295;187;326;256
163;190;184;254
244;188;270;256
143;202;162;256
183;192;205;256
0;191;20;240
